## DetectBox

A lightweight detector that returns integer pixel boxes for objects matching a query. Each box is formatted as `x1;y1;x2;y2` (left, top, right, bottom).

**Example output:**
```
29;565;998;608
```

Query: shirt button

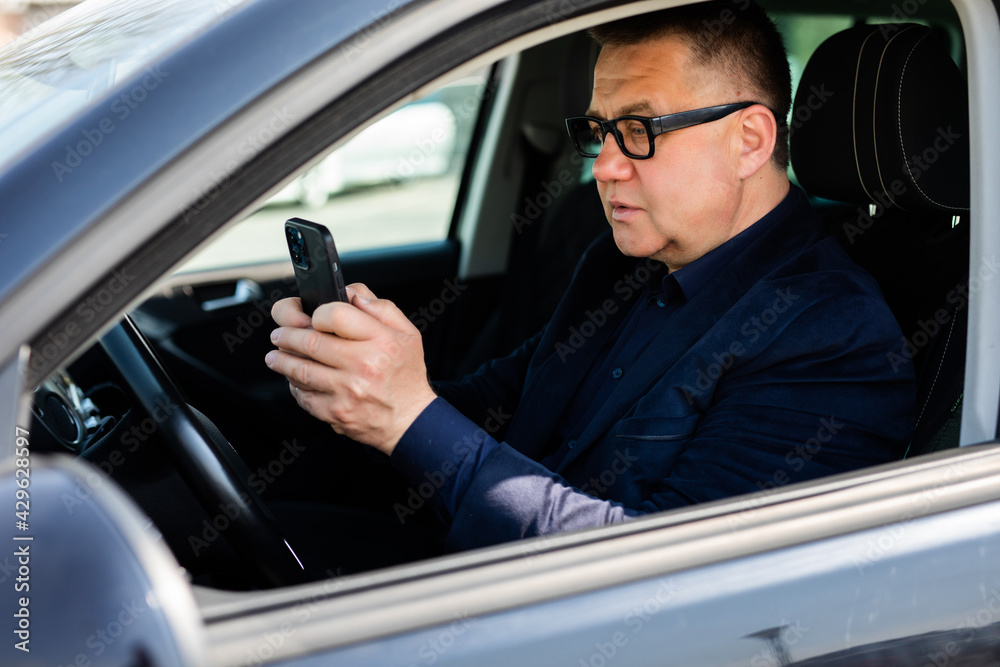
656;298;666;308
612;367;623;379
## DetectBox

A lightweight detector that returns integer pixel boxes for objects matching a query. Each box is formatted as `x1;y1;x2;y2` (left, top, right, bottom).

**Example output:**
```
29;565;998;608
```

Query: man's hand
264;284;436;455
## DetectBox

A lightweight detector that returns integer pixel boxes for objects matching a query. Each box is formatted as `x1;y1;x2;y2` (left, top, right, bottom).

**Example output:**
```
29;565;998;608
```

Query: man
265;1;915;552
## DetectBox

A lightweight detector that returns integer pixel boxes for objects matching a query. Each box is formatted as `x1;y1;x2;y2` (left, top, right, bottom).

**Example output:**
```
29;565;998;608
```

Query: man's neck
732;172;792;238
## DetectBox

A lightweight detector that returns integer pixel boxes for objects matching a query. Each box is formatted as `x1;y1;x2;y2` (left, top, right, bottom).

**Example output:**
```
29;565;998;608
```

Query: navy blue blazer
418;188;915;550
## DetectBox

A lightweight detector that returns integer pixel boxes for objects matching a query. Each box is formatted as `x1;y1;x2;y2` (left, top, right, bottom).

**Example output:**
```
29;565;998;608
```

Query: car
1;0;999;665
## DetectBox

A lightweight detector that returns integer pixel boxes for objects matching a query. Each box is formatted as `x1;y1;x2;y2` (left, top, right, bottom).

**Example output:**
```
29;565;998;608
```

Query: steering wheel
100;316;311;588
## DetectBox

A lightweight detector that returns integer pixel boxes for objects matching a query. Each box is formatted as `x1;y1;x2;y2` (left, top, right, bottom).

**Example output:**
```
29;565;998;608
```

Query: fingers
271;283;380;329
264;281;434;452
264;348;345;393
312;294;416;340
269;308;408;378
270;284;405;372
271;297;312;328
346;295;417;333
284;378;346;434
271;284;392;341
346;282;378;302
310;301;381;341
268;325;351;370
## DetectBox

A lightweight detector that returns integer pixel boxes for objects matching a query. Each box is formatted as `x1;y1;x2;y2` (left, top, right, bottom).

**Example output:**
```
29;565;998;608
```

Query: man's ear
735;105;778;179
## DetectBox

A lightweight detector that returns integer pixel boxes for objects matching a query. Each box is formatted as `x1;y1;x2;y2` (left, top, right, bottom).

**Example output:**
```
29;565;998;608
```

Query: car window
0;0;253;171
773;14;852;99
772;14;853;185
174;71;490;273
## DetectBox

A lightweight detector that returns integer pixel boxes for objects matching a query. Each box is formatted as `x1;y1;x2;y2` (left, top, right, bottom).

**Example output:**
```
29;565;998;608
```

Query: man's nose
591;132;634;182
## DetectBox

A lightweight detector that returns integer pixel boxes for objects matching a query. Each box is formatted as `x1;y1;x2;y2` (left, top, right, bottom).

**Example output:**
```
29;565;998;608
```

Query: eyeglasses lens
570;118;650;158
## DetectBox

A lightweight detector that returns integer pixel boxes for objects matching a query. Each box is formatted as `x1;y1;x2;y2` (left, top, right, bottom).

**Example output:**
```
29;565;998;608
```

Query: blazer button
612;367;623;379
567;439;577;449
656;298;666;308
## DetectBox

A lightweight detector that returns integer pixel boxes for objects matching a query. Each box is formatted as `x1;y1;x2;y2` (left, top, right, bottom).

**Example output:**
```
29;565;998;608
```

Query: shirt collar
663;184;804;301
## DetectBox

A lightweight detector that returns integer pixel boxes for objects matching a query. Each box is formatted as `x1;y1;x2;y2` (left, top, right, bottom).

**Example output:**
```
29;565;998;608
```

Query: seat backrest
789;23;971;456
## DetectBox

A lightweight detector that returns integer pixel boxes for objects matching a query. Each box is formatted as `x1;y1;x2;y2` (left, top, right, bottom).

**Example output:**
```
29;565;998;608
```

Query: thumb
346;282;378;302
351;296;417;334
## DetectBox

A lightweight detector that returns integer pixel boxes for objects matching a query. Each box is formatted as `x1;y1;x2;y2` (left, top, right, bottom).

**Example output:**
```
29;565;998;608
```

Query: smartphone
284;217;349;316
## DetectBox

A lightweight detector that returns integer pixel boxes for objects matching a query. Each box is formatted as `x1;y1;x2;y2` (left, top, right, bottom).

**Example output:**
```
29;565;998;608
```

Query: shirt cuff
390;397;500;521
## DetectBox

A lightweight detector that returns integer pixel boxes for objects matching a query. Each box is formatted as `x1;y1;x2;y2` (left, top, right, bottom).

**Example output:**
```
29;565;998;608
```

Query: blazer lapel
503;235;657;459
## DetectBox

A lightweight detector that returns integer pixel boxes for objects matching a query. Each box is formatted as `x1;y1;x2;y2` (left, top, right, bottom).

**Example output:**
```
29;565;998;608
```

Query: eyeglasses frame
565;101;768;160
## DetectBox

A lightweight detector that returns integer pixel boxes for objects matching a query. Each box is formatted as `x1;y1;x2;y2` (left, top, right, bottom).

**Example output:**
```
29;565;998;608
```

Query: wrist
379;387;438;456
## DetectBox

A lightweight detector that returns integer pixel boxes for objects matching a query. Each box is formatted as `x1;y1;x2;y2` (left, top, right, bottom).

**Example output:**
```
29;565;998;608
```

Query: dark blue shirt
392;189;796;521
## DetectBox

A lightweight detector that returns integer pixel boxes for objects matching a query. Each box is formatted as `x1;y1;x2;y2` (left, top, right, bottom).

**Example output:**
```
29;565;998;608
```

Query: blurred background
0;0;79;45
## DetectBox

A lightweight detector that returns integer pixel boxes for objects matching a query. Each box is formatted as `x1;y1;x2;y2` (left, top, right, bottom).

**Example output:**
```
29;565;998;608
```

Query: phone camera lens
287;227;311;269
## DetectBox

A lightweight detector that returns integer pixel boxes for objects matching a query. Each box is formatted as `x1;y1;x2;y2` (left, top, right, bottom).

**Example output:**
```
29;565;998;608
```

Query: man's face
588;36;750;270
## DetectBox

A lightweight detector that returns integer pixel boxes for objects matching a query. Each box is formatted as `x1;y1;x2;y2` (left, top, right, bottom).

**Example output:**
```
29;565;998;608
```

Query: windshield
0;0;253;169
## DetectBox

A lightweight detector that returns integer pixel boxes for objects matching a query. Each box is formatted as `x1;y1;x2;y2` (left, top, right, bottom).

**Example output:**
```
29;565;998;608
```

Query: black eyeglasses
565;101;759;159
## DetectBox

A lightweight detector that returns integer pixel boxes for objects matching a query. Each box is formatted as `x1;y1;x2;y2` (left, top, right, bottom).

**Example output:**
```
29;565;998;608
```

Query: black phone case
285;217;348;316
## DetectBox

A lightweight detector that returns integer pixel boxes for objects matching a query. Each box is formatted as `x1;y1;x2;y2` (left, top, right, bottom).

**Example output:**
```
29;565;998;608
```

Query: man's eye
618;119;646;138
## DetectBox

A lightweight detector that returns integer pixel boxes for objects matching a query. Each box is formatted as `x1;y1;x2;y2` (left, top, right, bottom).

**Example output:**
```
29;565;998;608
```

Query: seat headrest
789;23;970;213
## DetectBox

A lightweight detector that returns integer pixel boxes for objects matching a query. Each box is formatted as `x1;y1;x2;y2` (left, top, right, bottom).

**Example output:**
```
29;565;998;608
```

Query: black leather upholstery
789;23;971;456
791;23;969;214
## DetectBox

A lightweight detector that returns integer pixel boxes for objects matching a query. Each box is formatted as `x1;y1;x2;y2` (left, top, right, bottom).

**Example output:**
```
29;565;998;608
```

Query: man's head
582;1;792;270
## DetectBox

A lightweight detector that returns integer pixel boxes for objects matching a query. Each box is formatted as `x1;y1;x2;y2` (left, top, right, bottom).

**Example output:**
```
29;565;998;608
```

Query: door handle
200;279;264;312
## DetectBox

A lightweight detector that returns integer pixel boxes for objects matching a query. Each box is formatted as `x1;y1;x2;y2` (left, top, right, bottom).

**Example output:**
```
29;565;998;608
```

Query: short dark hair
589;1;792;169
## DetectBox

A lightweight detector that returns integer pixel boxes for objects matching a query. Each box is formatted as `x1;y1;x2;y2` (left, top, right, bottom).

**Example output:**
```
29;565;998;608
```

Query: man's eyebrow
583;101;657;119
619;101;656;116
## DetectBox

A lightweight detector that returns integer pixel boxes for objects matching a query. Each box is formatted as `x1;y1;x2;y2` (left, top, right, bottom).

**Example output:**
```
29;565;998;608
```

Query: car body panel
201;444;1000;664
0;456;207;666
287;504;1000;666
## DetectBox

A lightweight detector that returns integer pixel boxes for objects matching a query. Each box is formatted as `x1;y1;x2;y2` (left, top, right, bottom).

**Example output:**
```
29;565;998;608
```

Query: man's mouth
608;198;640;222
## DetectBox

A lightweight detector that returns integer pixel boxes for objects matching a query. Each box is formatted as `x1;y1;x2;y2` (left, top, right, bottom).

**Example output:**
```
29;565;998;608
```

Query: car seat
789;23;971;456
